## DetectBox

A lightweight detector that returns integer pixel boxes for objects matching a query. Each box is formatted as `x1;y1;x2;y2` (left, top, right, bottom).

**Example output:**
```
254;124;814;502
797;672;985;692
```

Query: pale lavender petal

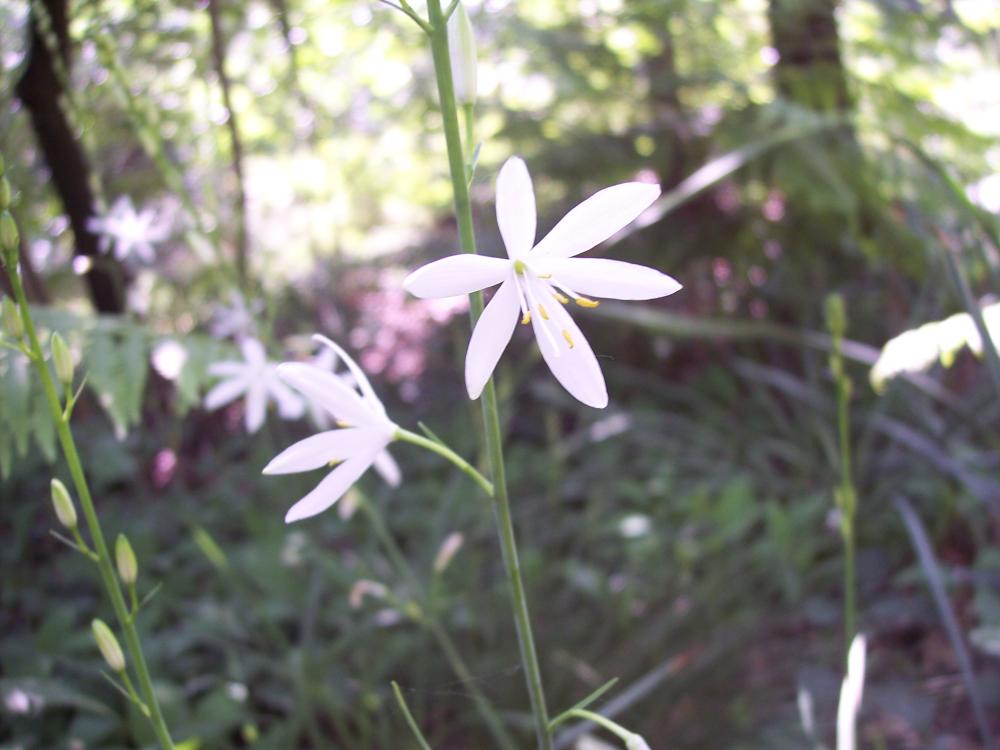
532;182;661;259
372;448;402;487
465;278;520;399
538;257;682;300
244;382;268;433
277;362;372;427
285;452;378;523
203;376;249;410
403;255;510;298
496;157;536;259
263;428;379;475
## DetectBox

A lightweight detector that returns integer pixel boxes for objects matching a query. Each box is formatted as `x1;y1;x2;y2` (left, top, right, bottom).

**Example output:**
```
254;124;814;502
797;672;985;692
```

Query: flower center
511;262;600;355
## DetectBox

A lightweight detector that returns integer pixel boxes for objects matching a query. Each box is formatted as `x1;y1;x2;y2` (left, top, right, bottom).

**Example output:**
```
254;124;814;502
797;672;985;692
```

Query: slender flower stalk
827;293;858;655
424;2;553;746
0;183;175;749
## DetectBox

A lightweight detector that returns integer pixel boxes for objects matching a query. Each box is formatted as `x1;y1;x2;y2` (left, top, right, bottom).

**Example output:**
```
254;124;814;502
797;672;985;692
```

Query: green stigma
514;259;527;274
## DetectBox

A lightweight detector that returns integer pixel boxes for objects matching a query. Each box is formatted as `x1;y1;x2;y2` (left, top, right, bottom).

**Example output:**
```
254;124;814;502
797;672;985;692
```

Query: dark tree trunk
15;0;125;313
768;0;853;114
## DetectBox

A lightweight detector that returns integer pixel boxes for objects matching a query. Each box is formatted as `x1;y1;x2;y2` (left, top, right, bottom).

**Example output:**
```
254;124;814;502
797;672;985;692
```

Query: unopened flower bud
0;212;18;252
50;332;74;386
2;296;22;340
115;534;138;585
0;178;11;211
91;619;126;672
447;3;477;105
433;532;464;573
50;478;77;529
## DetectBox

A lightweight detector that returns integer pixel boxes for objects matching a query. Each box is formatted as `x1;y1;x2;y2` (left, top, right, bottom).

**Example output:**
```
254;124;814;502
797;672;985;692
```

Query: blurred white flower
87;195;169;263
433;532;465;573
204;337;305;433
836;634;867;750
263;335;401;523
209;292;263;340
405;157;681;408
625;735;652;750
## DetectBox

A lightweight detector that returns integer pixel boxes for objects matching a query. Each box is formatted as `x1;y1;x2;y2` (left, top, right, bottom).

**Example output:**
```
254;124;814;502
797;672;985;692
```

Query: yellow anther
539;304;550;320
537;273;552;279
562;329;575;349
336;420;352;428
552;292;569;304
575;297;600;308
327;458;344;468
521;311;531;325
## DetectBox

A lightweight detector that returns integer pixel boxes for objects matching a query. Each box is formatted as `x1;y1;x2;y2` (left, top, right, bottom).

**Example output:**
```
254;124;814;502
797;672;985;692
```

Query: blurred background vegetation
2;0;1000;747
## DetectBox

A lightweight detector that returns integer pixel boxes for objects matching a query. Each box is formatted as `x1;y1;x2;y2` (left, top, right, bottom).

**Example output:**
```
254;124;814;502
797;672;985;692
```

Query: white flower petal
313;335;387;417
465;278;521;399
530;286;607;408
268;374;306;419
496;157;536;259
277;362;372;427
207;360;245;377
285;452;378;523
372;448;402;487
203;376;249;410
245;382;268;433
404;255;510;298
532;182;661;259
263;428;376;474
240;337;267;366
538;257;682;300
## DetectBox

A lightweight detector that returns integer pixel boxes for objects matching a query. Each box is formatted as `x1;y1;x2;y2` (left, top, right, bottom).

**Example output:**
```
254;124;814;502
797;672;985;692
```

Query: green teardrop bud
2;296;22;340
447;3;477;105
50;478;78;529
0;178;11;212
50;332;74;386
91;619;126;672
115;534;138;585
0;212;18;252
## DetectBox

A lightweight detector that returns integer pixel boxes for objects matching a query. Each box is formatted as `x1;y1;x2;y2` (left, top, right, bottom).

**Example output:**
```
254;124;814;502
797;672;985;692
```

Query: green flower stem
425;3;553;747
395;428;493;496
361;500;517;750
4;264;175;750
391;681;434;750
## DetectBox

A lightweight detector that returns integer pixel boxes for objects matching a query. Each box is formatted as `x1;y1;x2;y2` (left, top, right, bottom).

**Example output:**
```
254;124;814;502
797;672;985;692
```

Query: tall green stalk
424;2;553;746
826;294;858;656
1;196;175;749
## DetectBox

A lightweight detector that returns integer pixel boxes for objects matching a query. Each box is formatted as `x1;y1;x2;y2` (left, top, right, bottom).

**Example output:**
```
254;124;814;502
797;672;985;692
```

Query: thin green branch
395;427;493;496
391;681;434;749
377;0;432;34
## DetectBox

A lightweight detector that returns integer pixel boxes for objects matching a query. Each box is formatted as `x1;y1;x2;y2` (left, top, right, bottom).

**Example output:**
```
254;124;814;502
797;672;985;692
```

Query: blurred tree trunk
207;0;250;290
15;0;125;313
768;0;852;114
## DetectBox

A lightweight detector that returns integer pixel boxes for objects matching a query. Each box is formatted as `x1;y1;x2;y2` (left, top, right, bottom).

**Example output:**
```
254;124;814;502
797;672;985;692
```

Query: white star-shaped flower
263;335;401;523
204;337;305;433
836;634;867;750
404;157;681;408
87;195;169;263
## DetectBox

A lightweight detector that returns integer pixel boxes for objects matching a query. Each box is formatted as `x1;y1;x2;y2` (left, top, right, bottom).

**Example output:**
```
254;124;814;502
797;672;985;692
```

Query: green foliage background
2;0;1000;747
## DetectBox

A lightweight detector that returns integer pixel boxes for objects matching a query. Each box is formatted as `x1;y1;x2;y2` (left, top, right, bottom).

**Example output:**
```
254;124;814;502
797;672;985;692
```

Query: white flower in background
625;735;652;750
204;337;305;433
405;157;681;408
87;195;169;263
836;634;867;750
209;292;263;340
263;335;401;523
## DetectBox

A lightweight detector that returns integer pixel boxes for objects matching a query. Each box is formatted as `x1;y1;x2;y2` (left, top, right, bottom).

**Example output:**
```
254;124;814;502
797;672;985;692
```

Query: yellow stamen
336;420;352;428
575;297;600;308
327;458;344;467
562;329;575;349
539;304;550;320
537;273;552;279
521;311;531;325
552;292;569;304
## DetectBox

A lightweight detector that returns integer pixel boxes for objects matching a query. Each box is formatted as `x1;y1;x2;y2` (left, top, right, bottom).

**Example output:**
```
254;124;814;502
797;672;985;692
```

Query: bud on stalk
50;332;74;387
50;478;78;529
91;619;126;672
447;3;477;106
115;534;138;586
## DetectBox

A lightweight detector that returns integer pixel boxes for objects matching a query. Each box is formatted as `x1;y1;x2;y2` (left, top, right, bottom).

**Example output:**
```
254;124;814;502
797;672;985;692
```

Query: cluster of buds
0;156;18;270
